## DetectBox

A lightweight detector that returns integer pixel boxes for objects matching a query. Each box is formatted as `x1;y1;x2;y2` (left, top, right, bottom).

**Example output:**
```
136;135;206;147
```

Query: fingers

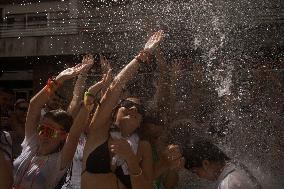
110;144;117;153
109;138;130;154
88;69;112;94
145;30;164;51
111;138;128;144
104;69;112;83
100;55;111;74
154;30;164;43
74;64;89;74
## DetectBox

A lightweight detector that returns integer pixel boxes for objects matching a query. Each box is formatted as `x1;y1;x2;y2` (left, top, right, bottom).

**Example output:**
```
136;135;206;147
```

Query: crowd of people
0;31;262;189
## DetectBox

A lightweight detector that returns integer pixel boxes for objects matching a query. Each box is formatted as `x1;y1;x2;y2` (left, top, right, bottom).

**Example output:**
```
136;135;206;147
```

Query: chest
14;154;59;189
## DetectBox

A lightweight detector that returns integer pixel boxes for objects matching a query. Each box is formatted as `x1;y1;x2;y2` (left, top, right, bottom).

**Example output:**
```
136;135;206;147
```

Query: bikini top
84;139;132;189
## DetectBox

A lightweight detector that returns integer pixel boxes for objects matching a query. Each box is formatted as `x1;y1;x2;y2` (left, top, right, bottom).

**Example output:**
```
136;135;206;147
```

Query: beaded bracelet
44;78;59;94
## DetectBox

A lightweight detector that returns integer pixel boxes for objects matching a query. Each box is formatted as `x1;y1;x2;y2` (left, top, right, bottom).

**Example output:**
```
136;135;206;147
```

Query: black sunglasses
119;99;145;116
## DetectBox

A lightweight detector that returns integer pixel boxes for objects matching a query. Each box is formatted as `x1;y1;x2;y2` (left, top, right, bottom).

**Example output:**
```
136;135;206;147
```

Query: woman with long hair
81;31;164;189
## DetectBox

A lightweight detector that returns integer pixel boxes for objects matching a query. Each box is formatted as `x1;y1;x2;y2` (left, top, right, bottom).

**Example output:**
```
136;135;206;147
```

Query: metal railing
0;16;146;38
0;7;283;38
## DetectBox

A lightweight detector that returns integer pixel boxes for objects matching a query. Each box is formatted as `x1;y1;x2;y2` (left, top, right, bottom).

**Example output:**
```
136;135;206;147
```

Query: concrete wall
0;0;283;58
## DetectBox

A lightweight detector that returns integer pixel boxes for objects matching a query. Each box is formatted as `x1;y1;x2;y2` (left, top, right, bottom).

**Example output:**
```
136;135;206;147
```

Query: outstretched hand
89;69;112;94
56;63;90;83
84;69;112;106
100;55;111;75
144;30;164;52
81;54;94;74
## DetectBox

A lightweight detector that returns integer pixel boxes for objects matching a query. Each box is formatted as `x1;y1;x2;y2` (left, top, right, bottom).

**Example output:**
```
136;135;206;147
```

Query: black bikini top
84;139;132;189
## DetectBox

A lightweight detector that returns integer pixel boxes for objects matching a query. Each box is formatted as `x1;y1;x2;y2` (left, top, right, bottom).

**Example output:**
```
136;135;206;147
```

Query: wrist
124;151;137;163
125;154;142;176
135;50;151;64
44;77;60;94
78;73;88;79
54;76;64;84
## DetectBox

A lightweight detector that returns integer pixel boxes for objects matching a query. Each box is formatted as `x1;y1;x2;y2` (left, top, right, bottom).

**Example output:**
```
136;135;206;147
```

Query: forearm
126;155;153;189
68;74;87;117
112;57;141;92
26;80;61;138
69;104;89;137
88;57;142;133
60;104;89;169
29;86;55;111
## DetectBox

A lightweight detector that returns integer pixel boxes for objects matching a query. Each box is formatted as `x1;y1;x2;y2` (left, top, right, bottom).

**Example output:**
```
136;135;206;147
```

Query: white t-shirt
63;134;86;189
13;134;68;189
216;162;261;189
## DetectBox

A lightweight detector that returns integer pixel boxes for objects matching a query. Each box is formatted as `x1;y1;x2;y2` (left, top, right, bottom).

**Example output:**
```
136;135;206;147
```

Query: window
27;13;48;28
6;14;26;28
84;0;129;7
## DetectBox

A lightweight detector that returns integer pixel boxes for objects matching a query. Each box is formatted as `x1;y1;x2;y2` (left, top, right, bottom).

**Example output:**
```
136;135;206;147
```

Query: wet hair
43;109;73;132
183;138;230;170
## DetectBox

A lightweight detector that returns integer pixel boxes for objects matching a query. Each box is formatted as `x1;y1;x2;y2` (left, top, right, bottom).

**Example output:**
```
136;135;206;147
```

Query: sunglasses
37;123;67;139
119;99;145;116
17;107;28;112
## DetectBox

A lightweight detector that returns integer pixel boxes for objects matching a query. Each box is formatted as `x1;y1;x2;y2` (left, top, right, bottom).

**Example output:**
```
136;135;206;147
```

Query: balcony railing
0;16;146;38
0;7;283;38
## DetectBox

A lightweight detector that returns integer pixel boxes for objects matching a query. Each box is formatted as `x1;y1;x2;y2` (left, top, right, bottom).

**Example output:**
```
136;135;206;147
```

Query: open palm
56;63;89;82
144;30;164;52
81;54;94;74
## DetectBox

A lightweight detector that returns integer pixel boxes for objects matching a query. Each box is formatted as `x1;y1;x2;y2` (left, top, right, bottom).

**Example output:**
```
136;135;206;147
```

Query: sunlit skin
114;98;143;138
37;117;67;156
191;160;226;181
82;98;148;189
82;31;163;189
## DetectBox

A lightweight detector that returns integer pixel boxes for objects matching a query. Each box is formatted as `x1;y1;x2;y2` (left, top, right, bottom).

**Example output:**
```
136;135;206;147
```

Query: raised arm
59;68;111;170
88;31;165;140
67;55;94;117
25;63;90;140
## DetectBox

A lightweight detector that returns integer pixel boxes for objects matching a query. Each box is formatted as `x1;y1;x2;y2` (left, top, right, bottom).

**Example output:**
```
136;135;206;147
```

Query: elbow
28;98;38;110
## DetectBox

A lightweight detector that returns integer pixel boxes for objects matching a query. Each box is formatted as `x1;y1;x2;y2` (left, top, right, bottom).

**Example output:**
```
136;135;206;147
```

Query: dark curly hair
43;109;73;132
